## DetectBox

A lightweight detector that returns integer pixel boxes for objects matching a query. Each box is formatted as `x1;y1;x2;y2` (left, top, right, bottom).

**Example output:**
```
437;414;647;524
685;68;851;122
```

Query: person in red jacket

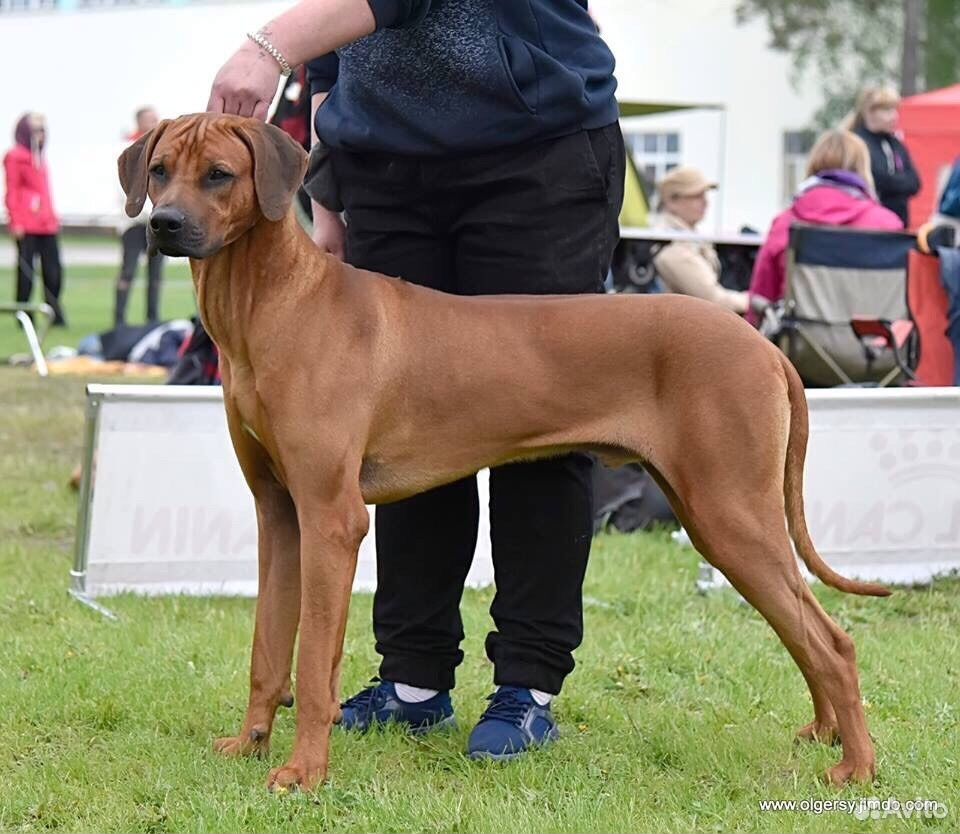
746;129;902;327
4;113;66;325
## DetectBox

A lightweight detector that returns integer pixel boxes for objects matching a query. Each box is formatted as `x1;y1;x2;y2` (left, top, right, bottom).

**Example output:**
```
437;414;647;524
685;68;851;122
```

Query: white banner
75;386;493;597
74;385;960;600
702;387;960;589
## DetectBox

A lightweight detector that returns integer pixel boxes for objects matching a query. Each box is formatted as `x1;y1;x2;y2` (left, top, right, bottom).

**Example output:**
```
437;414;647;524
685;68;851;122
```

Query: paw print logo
870;432;960;486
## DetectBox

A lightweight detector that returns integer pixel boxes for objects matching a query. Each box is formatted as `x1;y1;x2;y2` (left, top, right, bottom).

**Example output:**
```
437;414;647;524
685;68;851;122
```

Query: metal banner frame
71;385;228;619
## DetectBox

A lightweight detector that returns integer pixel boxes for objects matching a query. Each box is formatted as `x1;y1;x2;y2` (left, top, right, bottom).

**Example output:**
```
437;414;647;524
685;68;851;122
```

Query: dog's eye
208;168;233;182
149;164;166;178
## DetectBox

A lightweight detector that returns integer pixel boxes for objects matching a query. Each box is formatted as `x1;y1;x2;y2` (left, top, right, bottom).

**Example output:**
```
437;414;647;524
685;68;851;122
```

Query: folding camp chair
768;225;918;387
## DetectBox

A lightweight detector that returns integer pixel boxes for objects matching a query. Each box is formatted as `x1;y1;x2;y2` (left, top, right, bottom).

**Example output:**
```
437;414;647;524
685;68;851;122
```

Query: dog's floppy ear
118;120;170;218
236;121;308;222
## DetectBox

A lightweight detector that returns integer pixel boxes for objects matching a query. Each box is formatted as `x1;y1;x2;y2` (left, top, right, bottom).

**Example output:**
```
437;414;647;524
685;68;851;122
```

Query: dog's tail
780;355;891;597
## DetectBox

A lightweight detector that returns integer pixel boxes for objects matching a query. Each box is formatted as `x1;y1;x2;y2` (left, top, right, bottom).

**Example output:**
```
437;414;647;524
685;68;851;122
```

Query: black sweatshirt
306;0;619;156
855;125;921;225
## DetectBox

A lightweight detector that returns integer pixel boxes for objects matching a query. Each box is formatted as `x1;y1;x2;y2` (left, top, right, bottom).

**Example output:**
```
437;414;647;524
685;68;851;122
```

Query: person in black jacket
847;85;920;226
208;0;625;761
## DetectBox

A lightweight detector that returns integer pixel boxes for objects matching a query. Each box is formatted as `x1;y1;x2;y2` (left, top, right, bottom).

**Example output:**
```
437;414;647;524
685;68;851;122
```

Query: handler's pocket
554;126;620;198
497;36;539;114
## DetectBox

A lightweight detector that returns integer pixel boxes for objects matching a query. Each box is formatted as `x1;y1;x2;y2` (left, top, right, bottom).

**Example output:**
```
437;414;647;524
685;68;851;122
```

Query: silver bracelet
247;31;293;77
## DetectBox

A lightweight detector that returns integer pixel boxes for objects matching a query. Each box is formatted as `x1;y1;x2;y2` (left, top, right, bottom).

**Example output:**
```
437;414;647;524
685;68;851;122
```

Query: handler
208;0;625;760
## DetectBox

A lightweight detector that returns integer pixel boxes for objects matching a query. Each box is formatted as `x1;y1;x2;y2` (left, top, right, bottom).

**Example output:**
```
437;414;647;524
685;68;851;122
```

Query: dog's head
118;113;308;258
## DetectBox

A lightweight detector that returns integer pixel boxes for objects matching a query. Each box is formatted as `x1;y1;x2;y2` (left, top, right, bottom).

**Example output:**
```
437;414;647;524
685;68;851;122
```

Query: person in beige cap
652;166;748;314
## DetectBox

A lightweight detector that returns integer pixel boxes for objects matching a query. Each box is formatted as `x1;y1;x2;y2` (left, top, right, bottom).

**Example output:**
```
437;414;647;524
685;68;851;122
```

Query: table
614;227;765;293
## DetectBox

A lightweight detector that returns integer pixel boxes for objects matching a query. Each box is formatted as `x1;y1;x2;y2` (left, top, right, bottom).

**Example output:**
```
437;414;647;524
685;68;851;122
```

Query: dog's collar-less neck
190;212;319;360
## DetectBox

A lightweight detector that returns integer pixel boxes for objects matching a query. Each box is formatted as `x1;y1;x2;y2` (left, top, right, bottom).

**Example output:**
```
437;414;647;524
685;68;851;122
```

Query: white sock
529;688;553;706
394;682;439;703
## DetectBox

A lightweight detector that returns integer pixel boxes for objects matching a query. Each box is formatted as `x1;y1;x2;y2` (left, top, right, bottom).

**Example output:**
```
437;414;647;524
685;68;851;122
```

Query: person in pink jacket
4;113;66;325
746;129;902;327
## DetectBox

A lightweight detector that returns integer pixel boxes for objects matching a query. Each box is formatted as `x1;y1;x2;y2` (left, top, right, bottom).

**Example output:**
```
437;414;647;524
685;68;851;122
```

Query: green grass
1;372;959;832
0;262;197;361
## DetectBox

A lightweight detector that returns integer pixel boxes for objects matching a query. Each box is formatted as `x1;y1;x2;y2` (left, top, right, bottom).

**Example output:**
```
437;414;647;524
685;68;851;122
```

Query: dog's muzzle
148;207;209;258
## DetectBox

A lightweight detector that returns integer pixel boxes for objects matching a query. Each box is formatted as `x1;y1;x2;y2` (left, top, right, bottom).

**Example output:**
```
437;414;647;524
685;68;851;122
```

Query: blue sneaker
338;679;456;734
467;686;560;760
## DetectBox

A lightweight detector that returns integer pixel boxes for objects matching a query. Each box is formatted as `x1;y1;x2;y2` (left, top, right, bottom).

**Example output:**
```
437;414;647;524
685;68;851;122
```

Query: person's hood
13;112;45;166
14;114;34;148
792;171;878;225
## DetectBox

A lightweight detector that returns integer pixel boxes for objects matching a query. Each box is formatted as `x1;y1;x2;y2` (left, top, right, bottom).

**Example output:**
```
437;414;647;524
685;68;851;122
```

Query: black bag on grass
167;318;220;385
592;461;677;534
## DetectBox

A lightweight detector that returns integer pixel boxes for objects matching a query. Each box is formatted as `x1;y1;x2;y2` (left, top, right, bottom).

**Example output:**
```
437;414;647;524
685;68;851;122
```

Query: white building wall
621;108;728;230
0;1;289;224
0;0;821;232
592;0;822;232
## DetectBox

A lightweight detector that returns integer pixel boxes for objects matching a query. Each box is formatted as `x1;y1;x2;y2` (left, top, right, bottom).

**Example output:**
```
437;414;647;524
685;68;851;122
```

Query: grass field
0;261;197;361
1;265;959;832
1;370;959;833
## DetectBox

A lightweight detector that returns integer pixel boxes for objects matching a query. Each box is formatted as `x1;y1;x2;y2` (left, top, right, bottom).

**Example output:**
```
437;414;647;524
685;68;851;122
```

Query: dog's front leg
267;488;368;793
214;480;300;758
214;409;302;759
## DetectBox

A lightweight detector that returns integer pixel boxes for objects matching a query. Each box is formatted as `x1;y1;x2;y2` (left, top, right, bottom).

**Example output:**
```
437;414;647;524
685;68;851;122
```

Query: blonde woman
746;129;902;326
847;85;920;225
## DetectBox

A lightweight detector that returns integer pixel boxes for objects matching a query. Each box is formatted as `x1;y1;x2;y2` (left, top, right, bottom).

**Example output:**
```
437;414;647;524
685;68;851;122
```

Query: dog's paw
824;760;875;786
267;759;326;793
795;720;841;746
213;727;270;759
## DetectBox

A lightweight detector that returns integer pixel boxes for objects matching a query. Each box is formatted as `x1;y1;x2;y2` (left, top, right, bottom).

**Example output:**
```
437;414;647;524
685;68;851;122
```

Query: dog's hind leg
646;445;873;784
794;681;840;746
794;658;840;745
677;492;875;785
647;463;833;742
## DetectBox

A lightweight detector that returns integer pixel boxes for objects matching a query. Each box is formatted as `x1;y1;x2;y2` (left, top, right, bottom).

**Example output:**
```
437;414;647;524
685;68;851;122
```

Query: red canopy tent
899;83;960;228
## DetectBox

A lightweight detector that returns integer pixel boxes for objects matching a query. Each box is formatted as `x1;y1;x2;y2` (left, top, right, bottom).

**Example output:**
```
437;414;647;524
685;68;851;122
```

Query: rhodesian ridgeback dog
119;114;889;793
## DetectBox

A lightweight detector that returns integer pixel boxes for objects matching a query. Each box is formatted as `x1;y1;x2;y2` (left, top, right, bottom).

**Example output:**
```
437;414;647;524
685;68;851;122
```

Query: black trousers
332;124;626;694
115;224;164;325
16;233;65;324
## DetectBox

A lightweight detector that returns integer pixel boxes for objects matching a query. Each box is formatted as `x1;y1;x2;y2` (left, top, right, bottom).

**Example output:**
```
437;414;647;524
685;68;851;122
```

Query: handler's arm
208;0;431;119
208;0;372;119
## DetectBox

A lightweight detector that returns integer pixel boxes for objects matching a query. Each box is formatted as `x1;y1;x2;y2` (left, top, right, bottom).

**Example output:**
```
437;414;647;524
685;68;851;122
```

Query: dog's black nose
150;207;185;236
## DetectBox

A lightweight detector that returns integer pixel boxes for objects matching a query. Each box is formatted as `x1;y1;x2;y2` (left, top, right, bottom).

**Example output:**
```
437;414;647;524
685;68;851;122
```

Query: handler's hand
312;205;346;260
207;40;281;120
